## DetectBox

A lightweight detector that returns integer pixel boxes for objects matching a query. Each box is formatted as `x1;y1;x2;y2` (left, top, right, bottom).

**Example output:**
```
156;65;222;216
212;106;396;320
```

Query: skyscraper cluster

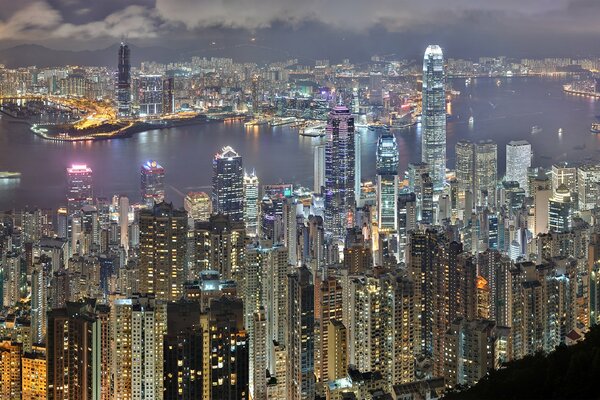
3;44;600;400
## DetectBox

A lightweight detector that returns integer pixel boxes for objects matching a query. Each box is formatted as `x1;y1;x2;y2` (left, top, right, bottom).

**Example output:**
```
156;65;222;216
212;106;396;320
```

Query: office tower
422;45;446;191
194;213;245;279
577;164;600;210
474;140;498;207
548;185;573;233
421;173;434;224
138;74;163;116
184;191;212;222
251;75;260;113
244;170;260;237
117;42;131;117
398;193;417;258
22;346;47;399
162;76;175;114
287;266;315;400
534;181;552;235
31;260;48;344
552;162;577;194
111;295;167;400
315;272;344;383
327;320;347;381
369;72;383;106
0;340;21;399
212;146;244;223
343;228;372;274
314;144;326;194
141;160;165;207
201;296;249;400
283;198;298;266
252;309;268;400
355;129;362;206
455;139;474;194
139;202;187;301
444;319;505;388
47;300;103;400
506;140;532;195
66;164;93;213
351;87;360;114
376;130;399;232
324;105;356;239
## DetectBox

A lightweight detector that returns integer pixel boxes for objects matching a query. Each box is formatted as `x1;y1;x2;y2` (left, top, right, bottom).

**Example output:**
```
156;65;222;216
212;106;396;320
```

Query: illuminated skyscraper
138;75;163;116
324;105;355;239
376;130;399;232
0;341;21;399
184;191;212;222
506;140;532;195
474;140;498;207
139;202;187;301
141;160;165;207
455;140;474;194
421;45;446;191
66;164;93;213
548;185;573;233
212;146;244;223
314;144;326;194
244;170;260;237
117;42;131;117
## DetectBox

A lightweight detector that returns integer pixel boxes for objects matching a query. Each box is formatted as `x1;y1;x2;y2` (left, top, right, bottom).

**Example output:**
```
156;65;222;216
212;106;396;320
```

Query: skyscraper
474;140;498;207
212;146;244;223
117;42;131;117
66;164;93;213
314;144;326;194
325;105;355;239
141;160;165;207
244;170;260;237
376;130;399;232
138;75;163;116
139;202;187;301
506;140;532;195
421;45;446;191
455;140;474;194
548;185;573;232
184;191;212;222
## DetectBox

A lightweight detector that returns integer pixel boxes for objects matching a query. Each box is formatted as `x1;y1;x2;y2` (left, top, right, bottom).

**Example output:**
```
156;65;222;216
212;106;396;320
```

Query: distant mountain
0;44;183;68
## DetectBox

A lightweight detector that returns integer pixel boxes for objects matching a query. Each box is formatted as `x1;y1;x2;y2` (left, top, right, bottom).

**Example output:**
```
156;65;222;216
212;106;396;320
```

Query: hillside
444;326;600;400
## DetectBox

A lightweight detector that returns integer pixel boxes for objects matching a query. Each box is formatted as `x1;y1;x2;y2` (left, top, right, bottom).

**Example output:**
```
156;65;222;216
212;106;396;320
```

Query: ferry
0;172;21;180
468;116;474;125
591;123;600;134
531;125;543;135
300;122;326;137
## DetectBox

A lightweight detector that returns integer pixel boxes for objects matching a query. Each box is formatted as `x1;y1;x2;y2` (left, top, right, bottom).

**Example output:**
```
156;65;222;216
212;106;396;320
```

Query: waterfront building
421;45;446;191
140;160;165;207
212;146;244;223
117;42;131;117
324;105;355;240
506;140;532;195
138;74;163;116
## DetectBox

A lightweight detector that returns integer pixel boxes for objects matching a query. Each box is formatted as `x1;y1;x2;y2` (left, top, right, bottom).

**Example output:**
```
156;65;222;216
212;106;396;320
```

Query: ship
591;123;600;134
531;125;543;135
300;122;326;137
0;172;21;180
269;117;297;127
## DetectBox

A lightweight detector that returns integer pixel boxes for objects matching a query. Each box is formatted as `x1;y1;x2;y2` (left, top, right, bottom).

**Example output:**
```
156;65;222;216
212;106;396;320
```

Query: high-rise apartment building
139;202;187;301
244;170;260;237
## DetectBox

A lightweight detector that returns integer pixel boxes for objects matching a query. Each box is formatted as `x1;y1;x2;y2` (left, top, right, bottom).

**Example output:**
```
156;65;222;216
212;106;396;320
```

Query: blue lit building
212;146;244;223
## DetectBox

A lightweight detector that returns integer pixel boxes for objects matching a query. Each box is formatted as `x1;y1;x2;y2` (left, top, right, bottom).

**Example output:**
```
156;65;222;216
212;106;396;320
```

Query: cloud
0;1;62;40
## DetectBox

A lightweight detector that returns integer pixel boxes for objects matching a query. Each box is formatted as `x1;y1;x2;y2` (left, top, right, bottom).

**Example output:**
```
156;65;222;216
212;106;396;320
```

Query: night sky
2;0;600;61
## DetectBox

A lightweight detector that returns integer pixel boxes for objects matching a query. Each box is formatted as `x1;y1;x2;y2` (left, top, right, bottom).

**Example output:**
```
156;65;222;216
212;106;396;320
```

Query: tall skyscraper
66;164;93;213
421;45;446;191
376;130;399;232
325;105;355;239
141;160;165;207
548;185;573;232
506;140;532;195
314;144;326;194
455;140;474;194
287;266;315;400
212;146;244;223
244;170;260;237
117;42;131;117
118;195;130;252
474;140;498;207
139;202;187;301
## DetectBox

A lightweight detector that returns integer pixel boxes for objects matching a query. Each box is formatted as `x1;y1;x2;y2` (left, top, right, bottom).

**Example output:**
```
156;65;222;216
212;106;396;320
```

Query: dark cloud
0;0;599;59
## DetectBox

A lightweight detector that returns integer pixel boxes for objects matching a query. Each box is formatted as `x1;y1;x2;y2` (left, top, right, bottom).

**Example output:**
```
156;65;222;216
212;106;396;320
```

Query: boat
468;116;474;125
465;78;472;86
531;125;542;135
591;123;600;134
300;122;326;137
558;128;563;135
0;172;21;180
269;117;297;127
244;118;268;127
